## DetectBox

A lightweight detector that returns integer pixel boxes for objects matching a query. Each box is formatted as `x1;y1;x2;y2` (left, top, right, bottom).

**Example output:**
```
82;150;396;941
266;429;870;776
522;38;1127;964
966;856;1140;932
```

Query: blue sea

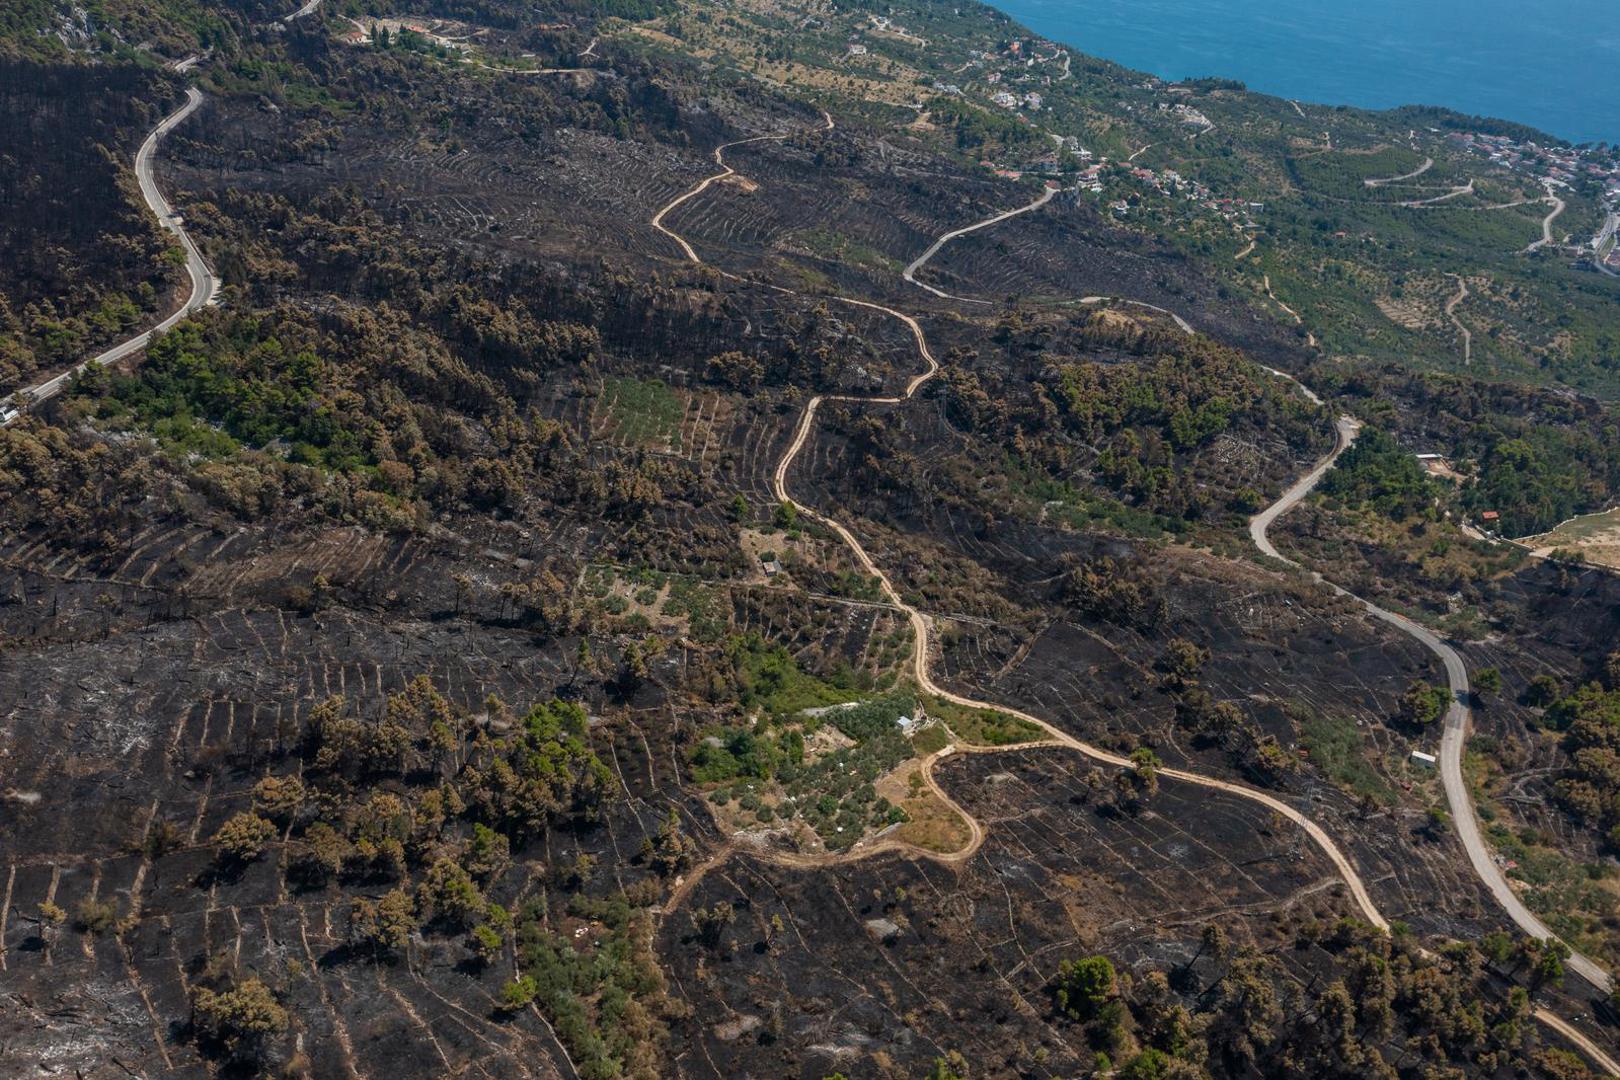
989;0;1620;144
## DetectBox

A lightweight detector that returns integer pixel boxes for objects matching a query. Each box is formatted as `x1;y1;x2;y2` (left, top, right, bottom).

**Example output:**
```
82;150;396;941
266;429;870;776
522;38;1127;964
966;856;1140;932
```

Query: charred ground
2;2;1620;1079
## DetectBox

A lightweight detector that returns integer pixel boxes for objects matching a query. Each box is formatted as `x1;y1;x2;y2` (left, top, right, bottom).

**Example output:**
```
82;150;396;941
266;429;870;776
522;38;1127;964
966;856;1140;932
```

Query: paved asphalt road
2;87;217;426
1251;411;1613;994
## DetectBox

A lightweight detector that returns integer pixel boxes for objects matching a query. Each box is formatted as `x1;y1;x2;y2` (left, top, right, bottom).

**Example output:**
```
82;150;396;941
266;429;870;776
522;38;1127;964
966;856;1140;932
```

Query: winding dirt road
1525;180;1568;253
650;114;833;263
1364;156;1433;188
2;87;217;427
1445;274;1473;364
902;183;1058;303
651;114;1620;1072
1261;274;1317;348
655;117;1385;931
1400;178;1475;208
1076;296;1194;334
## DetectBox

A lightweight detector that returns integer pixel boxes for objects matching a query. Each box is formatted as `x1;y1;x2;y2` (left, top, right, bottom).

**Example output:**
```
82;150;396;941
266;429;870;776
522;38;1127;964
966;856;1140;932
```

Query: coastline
981;0;1615;145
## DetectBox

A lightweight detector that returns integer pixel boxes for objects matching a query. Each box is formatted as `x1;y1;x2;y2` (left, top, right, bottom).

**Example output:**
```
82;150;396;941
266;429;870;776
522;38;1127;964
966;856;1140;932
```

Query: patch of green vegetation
690;722;795;785
693;691;920;850
1461;433;1614;537
662;578;725;642
507;892;673;1078
590;0;676;18
0;0;229;62
602;377;683;448
85;321;371;472
929;97;1045;156
925;695;1044;746
1004;455;1181;539
578;567;733;640
378;26;458;60
1485;822;1616;961
1321;353;1618;518
792;227;900;273
910;724;950;755
725;633;859;717
213;58;359;117
1294;707;1396;805
782;694;916;849
1319;426;1435;520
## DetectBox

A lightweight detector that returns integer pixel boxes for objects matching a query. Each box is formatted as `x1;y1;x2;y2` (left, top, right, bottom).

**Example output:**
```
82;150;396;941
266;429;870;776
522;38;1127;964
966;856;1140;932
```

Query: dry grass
879;765;973;853
1523;506;1620;567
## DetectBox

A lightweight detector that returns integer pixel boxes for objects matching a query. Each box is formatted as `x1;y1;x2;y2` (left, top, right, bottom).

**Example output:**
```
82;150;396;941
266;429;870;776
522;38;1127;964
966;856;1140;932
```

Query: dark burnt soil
6;15;1612;1078
1455;563;1620;858
674;133;1313;370
0;485;925;1075
769;385;1506;938
0;612;593;1077
0;62;185;394
659;745;1367;1079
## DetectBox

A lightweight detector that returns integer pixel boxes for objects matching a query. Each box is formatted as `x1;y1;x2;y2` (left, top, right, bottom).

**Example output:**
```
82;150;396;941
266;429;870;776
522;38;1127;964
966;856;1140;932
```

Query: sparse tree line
934;315;1328;532
1040;918;1600;1079
1539;654;1620;854
165;674;690;1075
1317;361;1620;537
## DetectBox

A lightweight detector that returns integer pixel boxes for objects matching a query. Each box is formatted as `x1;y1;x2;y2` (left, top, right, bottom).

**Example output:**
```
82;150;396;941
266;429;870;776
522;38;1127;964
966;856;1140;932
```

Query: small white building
1411;750;1438;768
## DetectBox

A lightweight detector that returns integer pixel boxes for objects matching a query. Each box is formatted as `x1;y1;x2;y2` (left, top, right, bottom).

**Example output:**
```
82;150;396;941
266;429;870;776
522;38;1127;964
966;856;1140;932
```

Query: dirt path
651;113;1620;1071
1400;178;1475;207
1076;296;1194;334
1524;180;1567;253
1445;274;1472;364
1537;1008;1620;1074
464;59;593;76
1364;156;1433;187
662;738;1024;911
1233;238;1256;261
903;184;1059;303
1262;274;1317;347
650;127;807;261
